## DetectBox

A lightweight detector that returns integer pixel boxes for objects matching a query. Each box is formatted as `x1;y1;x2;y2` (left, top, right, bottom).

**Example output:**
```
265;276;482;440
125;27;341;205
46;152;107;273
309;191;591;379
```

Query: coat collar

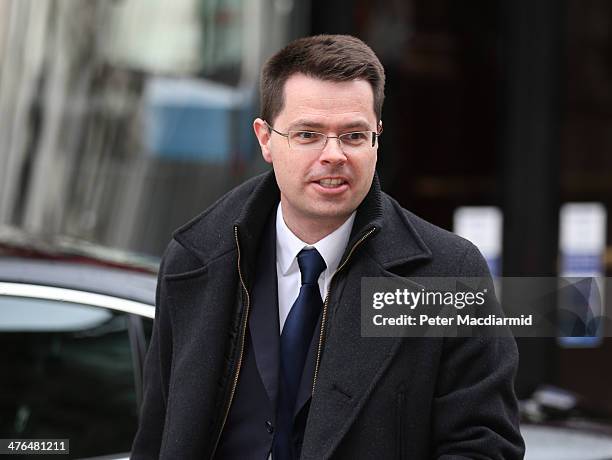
173;169;432;274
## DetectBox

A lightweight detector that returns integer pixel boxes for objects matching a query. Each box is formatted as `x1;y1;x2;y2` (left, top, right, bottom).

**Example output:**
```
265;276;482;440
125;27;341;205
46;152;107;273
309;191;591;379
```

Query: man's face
254;73;379;235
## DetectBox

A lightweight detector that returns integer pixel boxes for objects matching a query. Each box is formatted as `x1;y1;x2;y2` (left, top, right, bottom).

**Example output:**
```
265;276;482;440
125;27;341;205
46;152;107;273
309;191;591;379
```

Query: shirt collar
276;202;356;276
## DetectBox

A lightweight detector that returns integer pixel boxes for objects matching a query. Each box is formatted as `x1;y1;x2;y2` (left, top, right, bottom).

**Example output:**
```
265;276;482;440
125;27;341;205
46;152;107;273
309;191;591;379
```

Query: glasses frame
264;121;382;152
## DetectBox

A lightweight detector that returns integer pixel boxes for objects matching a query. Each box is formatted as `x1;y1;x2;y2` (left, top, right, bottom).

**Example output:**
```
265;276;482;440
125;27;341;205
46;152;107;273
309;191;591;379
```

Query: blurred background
1;0;612;458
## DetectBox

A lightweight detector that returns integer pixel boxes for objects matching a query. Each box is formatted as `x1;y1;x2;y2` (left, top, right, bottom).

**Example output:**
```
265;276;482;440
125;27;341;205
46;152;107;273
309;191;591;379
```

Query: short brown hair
260;34;385;124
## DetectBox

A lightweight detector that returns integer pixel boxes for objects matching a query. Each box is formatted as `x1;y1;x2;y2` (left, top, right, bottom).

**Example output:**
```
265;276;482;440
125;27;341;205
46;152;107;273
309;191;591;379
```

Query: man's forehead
278;74;377;125
282;74;373;101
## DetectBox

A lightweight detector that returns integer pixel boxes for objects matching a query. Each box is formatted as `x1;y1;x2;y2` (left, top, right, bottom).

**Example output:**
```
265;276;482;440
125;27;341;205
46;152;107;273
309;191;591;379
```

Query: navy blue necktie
273;248;326;460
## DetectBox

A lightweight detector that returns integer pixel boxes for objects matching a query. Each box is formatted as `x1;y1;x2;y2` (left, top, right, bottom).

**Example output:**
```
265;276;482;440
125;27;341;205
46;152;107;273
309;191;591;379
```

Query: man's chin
303;205;355;222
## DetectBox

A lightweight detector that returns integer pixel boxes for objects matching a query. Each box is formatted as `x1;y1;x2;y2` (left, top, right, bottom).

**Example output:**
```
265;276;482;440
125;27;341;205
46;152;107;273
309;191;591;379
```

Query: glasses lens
339;132;373;151
288;131;326;150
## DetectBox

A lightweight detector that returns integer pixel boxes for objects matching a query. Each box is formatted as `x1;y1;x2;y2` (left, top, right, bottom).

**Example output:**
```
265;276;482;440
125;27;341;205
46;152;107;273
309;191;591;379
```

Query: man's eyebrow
339;120;373;131
288;119;327;130
288;119;373;131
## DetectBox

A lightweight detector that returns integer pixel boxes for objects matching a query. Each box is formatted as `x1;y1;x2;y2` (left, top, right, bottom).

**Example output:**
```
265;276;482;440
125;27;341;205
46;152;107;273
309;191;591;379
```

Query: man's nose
319;137;347;164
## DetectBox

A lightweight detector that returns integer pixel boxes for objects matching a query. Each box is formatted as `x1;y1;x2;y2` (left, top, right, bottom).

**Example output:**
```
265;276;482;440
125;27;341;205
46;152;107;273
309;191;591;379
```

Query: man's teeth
318;178;345;187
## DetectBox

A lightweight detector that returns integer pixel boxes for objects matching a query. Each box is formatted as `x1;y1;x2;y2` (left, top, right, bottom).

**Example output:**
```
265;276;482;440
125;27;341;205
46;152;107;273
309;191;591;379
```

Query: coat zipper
311;226;377;394
210;226;251;458
210;225;376;456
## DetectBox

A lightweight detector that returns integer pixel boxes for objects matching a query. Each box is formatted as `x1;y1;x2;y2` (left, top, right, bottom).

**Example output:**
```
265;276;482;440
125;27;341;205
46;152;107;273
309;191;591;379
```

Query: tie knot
297;248;326;285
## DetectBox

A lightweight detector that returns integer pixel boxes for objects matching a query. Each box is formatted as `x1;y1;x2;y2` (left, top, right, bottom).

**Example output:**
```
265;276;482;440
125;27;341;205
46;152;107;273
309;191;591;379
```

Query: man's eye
342;132;368;144
291;131;320;143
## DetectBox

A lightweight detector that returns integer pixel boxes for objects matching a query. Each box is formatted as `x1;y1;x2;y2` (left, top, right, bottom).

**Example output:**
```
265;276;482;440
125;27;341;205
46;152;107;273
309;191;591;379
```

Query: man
131;35;524;459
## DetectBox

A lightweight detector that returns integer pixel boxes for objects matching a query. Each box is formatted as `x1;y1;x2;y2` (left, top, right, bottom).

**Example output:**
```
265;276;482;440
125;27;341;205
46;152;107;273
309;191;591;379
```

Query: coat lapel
301;204;432;459
299;270;403;459
248;216;280;410
161;254;242;457
293;312;322;419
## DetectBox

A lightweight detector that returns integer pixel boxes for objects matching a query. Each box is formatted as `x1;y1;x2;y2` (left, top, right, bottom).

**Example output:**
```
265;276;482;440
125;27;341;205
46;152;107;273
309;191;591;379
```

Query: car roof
0;258;157;306
0;226;158;307
0;225;159;273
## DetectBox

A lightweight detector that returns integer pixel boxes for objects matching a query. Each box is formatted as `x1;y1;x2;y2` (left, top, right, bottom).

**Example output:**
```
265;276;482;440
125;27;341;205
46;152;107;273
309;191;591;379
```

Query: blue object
559;253;604;348
144;78;255;162
274;248;326;459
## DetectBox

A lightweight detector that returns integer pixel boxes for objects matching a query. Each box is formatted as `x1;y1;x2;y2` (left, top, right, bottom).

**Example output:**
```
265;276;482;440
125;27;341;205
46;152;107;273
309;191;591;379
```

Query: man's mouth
317;178;347;188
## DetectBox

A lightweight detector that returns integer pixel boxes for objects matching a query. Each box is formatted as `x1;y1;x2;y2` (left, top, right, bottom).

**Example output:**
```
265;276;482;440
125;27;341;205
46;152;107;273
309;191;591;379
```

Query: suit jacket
131;170;525;459
215;210;319;458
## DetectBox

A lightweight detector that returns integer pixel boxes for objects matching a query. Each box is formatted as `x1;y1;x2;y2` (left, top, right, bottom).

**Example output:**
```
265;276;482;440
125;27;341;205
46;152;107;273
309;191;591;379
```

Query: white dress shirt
275;202;356;333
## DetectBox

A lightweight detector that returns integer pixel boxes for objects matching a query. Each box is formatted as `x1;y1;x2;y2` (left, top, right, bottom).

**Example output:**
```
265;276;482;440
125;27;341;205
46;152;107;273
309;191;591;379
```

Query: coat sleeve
131;246;174;459
432;242;525;460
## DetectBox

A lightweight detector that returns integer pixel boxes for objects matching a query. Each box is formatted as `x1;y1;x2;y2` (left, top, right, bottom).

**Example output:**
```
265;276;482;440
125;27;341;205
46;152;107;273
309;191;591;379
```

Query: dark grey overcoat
131;170;525;459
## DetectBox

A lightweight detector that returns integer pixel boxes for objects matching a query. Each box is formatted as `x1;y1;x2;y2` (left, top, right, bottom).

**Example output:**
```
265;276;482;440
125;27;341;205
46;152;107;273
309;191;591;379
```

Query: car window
143;315;154;349
0;295;145;458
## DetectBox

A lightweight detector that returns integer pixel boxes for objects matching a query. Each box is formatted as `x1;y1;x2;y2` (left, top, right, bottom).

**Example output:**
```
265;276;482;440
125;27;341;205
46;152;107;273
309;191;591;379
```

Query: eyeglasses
265;121;381;153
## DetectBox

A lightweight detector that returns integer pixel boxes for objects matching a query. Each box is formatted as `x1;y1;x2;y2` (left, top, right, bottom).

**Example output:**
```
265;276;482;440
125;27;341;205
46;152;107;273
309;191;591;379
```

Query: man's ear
253;118;273;164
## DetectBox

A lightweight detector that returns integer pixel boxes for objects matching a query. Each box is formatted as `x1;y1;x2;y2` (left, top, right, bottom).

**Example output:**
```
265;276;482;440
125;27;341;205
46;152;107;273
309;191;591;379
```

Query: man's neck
280;205;350;245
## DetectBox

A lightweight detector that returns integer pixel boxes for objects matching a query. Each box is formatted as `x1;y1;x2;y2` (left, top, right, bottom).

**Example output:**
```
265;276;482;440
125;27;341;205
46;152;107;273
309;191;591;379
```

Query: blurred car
0;226;158;459
521;423;612;460
520;386;612;459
